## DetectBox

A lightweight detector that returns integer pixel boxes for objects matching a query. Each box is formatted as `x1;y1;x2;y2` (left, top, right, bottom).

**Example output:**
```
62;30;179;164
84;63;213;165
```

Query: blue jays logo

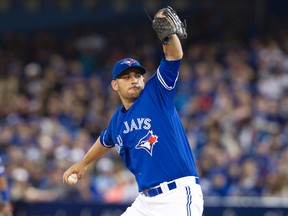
121;59;136;66
135;130;158;156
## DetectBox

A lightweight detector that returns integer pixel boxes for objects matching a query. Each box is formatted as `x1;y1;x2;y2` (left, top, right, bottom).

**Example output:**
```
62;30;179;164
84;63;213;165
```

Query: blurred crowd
0;14;288;205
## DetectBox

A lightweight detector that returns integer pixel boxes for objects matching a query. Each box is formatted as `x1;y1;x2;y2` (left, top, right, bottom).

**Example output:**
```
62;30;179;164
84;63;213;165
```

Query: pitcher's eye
135;74;141;78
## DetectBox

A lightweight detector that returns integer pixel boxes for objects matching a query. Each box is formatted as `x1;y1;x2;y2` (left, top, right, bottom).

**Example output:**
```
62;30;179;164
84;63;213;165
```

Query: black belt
142;177;200;197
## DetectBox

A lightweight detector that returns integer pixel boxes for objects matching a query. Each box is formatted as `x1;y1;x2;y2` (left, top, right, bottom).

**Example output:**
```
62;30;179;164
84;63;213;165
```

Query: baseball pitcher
63;6;204;216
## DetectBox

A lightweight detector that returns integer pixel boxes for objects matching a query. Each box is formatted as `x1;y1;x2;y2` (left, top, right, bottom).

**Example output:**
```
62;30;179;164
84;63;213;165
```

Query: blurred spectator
0;157;13;215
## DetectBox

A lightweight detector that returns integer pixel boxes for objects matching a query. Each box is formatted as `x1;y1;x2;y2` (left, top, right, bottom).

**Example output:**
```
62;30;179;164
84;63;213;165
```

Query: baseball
67;173;78;184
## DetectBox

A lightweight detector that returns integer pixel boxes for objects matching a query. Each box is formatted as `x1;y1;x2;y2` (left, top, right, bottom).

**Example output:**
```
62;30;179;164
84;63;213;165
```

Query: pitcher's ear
111;80;118;91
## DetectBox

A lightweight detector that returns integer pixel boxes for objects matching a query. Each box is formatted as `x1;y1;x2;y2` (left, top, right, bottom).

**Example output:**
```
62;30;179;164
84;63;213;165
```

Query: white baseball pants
121;176;204;216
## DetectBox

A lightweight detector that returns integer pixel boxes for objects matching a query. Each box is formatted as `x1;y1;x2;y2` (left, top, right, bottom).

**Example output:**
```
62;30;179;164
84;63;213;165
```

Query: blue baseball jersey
100;57;198;191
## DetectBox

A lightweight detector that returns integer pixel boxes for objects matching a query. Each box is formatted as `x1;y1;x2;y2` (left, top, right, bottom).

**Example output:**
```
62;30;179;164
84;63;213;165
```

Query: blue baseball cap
112;58;146;80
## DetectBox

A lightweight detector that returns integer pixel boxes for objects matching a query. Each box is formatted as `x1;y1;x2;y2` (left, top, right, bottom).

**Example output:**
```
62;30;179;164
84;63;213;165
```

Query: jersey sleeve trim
157;67;179;90
100;130;114;148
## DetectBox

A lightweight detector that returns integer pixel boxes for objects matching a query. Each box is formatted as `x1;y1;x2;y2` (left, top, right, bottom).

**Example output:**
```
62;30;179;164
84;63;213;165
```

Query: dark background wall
1;0;287;38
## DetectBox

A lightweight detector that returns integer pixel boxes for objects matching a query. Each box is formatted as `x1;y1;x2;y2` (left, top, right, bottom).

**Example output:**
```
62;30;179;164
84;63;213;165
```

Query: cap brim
116;65;146;79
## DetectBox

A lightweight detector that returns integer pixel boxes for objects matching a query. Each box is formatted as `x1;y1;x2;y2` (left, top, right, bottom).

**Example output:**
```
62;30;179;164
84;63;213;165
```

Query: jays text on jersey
100;57;198;192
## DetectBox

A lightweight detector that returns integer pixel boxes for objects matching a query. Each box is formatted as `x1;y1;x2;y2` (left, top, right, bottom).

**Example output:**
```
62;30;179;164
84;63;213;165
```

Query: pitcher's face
111;69;145;102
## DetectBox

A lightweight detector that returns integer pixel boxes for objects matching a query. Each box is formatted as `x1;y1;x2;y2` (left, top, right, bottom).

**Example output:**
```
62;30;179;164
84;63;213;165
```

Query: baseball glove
152;6;187;45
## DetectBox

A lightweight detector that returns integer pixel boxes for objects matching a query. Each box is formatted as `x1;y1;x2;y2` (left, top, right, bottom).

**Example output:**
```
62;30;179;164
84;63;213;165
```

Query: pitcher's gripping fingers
63;162;87;185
